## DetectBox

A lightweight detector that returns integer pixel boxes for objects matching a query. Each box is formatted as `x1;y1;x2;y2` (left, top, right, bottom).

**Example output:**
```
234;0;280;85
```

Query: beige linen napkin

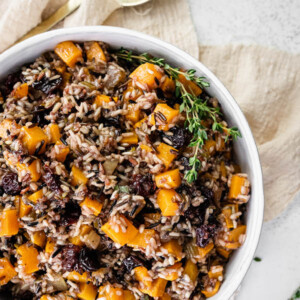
0;0;299;220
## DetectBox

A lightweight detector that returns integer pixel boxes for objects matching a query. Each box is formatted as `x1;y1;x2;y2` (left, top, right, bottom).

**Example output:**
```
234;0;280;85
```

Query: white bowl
0;26;264;299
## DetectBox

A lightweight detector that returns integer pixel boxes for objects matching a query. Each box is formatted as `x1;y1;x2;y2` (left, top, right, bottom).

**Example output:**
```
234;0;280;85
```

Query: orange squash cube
216;247;232;259
31;231;46;248
228;174;248;200
208;265;223;279
150;103;180;131
178;73;202;96
160;77;175;97
157;143;178;169
120;133;138;145
71;166;88;186
98;284;133;300
140;144;153;153
160;294;171;300
17;244;39;274
161;240;183;261
28;189;43;203
14;83;28;99
225;225;246;249
159;262;182;281
55;41;82;68
139;277;167;298
184;259;198;283
86;41;106;62
123;80;143;102
21;126;48;155
94;94;118;107
130;63;164;90
134;266;153;288
78;282;97;300
47;123;61;143
45;238;55;254
67;271;89;283
134;117;147;129
155;169;181;189
69;224;92;246
222;204;239;229
203;139;217;155
198;242;214;259
125;104;141;123
128;229;156;249
0;209;19;237
54;141;70;162
201;280;221;298
101;215;139;246
80;197;103;216
19;197;32;218
17;159;41;182
0;119;21;139
0;258;17;285
157;189;180;217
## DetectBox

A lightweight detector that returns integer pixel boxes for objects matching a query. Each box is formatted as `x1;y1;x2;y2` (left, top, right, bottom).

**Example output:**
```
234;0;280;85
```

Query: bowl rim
0;26;264;299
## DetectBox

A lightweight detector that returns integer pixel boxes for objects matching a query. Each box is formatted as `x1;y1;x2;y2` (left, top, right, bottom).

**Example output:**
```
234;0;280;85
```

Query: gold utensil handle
16;0;82;44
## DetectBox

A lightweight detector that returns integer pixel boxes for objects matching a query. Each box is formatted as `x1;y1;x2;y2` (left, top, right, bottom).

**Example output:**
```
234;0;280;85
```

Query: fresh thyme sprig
116;49;241;183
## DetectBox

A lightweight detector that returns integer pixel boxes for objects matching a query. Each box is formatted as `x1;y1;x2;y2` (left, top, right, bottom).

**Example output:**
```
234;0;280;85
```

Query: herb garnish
290;287;300;300
254;257;262;262
116;49;241;183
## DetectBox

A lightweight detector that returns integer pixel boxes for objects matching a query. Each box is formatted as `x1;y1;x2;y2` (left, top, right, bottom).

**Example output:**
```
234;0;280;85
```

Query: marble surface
188;0;300;299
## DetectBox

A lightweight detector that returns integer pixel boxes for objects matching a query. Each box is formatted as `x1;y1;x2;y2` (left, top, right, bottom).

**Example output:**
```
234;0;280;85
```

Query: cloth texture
0;0;299;221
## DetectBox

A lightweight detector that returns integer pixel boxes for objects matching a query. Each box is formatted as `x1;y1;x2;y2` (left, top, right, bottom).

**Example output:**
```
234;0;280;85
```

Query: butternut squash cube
55;41;82;68
140;144;153;153
203;139;216;155
201;281;221;298
157;189;180;217
134;266;152;288
160;294;171;300
216;247;232;259
78;282;97;300
120;133;138;145
178;73;202;96
160;76;175;97
228;174;248;200
150;103;180;131
161;240;183;261
21;126;48;155
222;204;239;229
139;277;167;298
101;215;139;246
17;159;41;182
94;94;118;107
67;271;89;283
134;117;147;129
155;169;181;189
14;83;28;99
0;258;17;285
80;197;102;216
125;104;141;123
19;197;32;218
198;242;214;259
225;225;246;249
31;231;46;248
128;229;156;249
123;80;143;102
208;265;223;279
71;166;88;186
47;123;61;143
159;262;182;281
54;141;70;162
157;143;178;169
45;238;55;254
98;284;133;300
0;119;21;139
17;244;39;274
130;63;164;90
0;209;19;237
28;189;43;203
69;224;92;246
86;41;106;62
184;259;198;283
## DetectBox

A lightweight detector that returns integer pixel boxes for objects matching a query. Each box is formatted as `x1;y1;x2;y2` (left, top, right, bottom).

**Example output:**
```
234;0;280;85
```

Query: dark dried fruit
32;76;62;94
61;244;81;272
103;116;120;128
180;156;192;171
79;248;101;272
31;106;50;126
184;205;204;226
42;168;61;192
123;255;144;272
198;185;214;201
130;174;155;197
1;172;21;195
1;71;22;97
61;201;81;226
162;126;192;149
148;130;161;144
196;224;218;248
